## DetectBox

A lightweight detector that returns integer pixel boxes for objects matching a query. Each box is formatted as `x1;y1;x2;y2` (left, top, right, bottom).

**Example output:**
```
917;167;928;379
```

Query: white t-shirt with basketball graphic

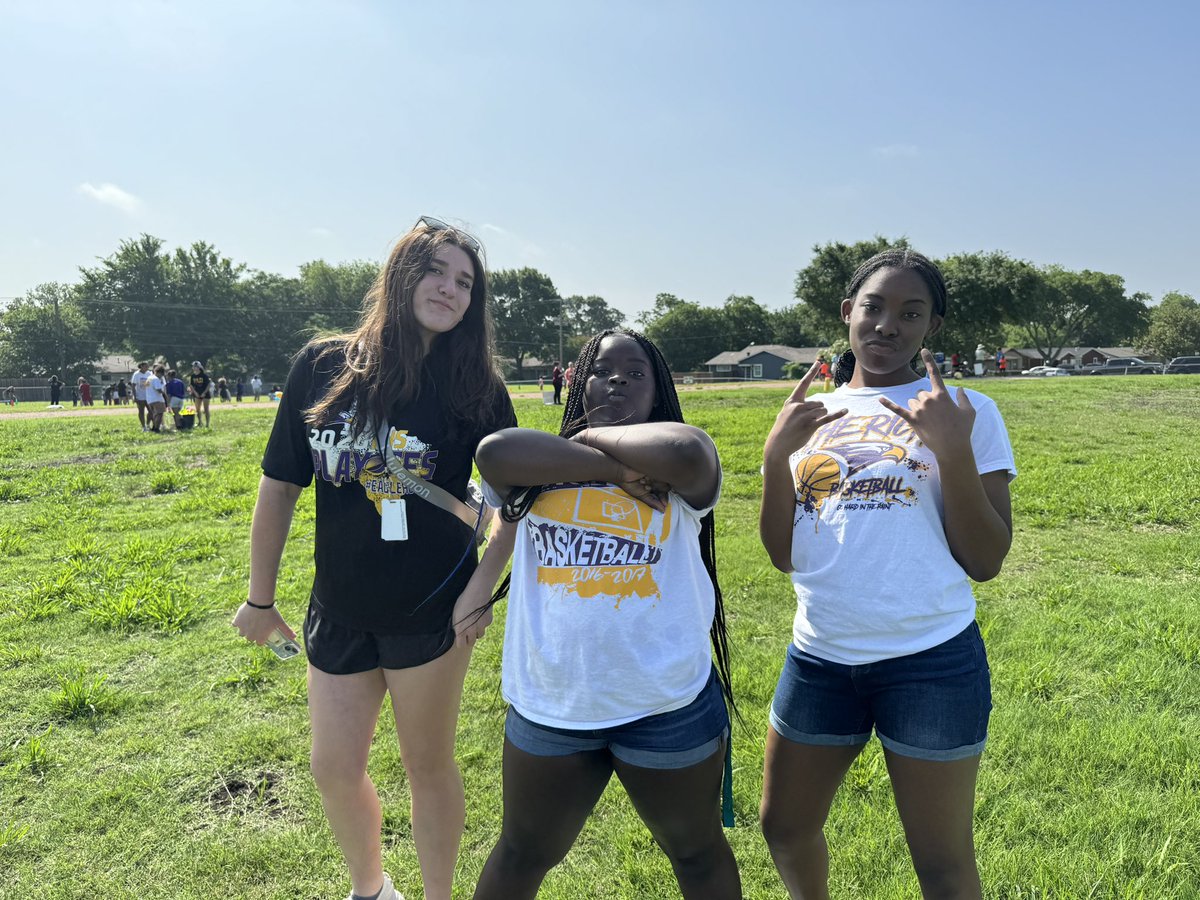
484;477;720;730
787;379;1015;665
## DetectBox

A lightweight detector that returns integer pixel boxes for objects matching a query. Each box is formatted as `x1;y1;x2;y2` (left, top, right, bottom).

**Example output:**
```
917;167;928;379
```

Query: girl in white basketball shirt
471;328;741;899
759;250;1015;899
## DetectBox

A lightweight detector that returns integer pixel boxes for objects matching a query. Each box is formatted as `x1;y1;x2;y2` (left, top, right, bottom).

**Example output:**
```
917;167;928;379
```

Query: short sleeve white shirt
484;474;721;730
131;370;151;401
144;375;165;404
787;379;1015;664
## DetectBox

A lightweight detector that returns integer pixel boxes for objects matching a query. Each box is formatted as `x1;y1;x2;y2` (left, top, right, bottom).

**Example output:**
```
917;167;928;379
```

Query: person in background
563;360;575;395
4;385;16;406
165;369;188;429
236;375;245;403
189;361;213;427
551;360;563;405
250;373;263;401
78;377;92;407
116;378;129;405
145;365;168;433
48;375;63;407
217;376;231;402
131;362;152;430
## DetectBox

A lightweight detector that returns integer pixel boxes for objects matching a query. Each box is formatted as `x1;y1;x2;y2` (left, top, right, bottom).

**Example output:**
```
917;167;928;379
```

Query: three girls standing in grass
759;249;1016;898
236;234;1013;898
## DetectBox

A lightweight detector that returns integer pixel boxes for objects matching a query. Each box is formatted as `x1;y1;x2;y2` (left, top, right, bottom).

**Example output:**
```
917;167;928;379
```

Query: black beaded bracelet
245;599;275;610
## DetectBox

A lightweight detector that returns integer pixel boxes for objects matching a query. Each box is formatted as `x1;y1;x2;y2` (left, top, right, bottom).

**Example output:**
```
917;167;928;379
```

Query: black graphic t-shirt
189;373;212;397
262;344;517;634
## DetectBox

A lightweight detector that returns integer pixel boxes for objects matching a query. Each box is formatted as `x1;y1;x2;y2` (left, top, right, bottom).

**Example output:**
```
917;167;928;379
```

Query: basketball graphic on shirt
793;453;843;512
528;484;671;604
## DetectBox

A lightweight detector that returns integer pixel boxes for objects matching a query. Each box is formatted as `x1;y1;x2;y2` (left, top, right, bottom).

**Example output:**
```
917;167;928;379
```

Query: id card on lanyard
378;421;412;541
381;498;409;541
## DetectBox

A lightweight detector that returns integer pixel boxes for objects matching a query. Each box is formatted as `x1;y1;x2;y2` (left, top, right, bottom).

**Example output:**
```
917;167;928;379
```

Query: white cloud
309;227;333;237
873;144;919;159
78;182;143;214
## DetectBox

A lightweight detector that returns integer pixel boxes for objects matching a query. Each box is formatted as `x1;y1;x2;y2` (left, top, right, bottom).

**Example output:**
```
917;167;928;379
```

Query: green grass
1;377;1198;898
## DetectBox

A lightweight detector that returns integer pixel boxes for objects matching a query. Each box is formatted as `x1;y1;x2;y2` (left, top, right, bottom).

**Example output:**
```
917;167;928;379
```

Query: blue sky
2;0;1196;321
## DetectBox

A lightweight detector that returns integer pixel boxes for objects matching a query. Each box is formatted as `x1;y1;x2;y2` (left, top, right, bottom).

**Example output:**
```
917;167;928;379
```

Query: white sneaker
345;873;404;900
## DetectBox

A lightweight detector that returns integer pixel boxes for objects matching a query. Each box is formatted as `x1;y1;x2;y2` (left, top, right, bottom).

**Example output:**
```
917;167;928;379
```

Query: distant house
1019;347;1152;368
704;345;825;380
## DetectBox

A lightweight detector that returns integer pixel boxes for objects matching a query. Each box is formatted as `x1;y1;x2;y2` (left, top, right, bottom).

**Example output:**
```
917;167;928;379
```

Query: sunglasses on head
415;215;483;254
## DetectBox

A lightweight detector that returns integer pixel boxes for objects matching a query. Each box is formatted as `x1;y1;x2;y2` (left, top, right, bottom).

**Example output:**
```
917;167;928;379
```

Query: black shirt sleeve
261;348;322;487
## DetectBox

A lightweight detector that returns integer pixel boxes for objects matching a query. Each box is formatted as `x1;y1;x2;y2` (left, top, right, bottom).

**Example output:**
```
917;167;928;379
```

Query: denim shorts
505;668;729;769
770;621;991;762
303;605;454;675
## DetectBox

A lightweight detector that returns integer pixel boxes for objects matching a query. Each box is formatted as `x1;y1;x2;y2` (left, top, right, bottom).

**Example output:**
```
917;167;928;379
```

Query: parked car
1164;356;1200;374
1023;366;1073;377
1084;357;1161;375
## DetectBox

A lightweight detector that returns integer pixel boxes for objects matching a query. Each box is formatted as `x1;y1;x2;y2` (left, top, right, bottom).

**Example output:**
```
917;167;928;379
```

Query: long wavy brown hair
304;223;504;437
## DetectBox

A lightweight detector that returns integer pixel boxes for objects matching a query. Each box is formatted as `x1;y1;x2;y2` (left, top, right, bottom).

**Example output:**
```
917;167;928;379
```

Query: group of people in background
124;361;266;432
233;217;1014;900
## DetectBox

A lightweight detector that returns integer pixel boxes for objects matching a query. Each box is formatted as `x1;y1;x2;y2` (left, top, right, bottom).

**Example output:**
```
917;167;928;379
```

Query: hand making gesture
764;360;849;462
878;349;976;459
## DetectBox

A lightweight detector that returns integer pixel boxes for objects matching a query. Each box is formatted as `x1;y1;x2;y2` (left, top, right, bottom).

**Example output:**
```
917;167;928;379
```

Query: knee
309;752;367;793
491;832;567;877
657;828;728;876
400;750;459;791
760;800;817;852
910;852;979;899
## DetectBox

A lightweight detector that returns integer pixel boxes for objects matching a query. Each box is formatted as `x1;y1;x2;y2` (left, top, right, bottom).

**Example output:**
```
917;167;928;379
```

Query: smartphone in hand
265;628;302;660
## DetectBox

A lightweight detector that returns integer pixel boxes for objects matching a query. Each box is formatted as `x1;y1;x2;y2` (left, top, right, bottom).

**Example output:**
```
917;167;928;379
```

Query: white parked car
1023;366;1073;377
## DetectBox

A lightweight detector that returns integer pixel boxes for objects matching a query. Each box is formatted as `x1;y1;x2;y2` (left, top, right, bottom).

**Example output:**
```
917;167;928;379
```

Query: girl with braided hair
759;249;1015;898
471;327;741;899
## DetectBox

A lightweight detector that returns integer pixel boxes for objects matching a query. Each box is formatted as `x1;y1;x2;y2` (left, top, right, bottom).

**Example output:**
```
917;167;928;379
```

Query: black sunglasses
415;215;483;254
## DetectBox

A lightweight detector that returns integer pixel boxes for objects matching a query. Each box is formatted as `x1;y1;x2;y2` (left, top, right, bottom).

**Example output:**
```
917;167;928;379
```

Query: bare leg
308;665;389;897
382;643;473;900
760;727;863;900
884;750;983;900
473;741;613;899
614;741;741;899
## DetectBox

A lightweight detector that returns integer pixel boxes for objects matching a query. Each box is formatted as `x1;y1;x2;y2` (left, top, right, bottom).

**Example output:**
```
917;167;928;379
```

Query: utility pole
52;289;65;380
558;297;564;366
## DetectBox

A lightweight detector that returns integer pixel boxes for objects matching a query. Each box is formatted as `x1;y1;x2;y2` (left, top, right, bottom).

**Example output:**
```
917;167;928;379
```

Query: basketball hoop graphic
601;499;636;522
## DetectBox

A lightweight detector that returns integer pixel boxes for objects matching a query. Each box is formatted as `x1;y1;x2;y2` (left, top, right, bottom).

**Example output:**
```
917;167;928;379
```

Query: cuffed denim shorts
770;621;991;761
506;668;729;769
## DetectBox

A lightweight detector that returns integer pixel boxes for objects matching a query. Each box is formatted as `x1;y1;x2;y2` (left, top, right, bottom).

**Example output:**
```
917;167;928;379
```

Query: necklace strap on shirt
377;423;493;544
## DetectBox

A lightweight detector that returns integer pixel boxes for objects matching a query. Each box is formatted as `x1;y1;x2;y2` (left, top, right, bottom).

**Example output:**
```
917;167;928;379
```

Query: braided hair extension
833;249;949;387
487;327;738;715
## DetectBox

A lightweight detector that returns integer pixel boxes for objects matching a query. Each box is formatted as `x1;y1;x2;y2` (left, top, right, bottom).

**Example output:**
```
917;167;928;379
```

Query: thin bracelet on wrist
245;599;275;610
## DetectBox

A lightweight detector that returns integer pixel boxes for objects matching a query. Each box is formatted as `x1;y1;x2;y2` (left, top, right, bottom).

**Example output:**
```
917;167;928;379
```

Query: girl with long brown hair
233;217;517;900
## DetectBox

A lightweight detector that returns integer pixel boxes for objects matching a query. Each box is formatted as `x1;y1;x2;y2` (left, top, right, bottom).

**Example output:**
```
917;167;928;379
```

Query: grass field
1;377;1198;899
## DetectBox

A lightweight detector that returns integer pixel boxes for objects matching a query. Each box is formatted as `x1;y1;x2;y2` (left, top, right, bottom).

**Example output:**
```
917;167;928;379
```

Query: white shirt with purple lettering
787;379;1015;664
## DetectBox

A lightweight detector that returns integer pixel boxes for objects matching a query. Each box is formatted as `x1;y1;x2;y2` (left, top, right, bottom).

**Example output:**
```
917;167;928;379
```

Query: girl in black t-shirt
233;217;516;900
188;362;212;427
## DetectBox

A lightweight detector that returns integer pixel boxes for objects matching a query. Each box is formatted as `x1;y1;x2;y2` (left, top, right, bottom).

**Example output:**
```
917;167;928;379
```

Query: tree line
1;233;1195;382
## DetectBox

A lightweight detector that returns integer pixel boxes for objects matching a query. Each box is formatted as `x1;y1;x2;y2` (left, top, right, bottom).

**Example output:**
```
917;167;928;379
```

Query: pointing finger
879;396;916;425
922;349;946;392
789;361;820;401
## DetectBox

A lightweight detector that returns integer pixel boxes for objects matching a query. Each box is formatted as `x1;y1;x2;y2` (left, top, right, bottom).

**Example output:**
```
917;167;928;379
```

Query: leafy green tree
233;271;307;382
794;236;910;341
168;241;246;369
768;304;821;347
635;292;688;328
721;295;771;350
642;300;726;373
937;252;1032;360
78;234;175;359
0;283;101;378
298;260;378;336
561;294;625;362
1012;267;1150;362
491;267;560;377
1142;292;1200;358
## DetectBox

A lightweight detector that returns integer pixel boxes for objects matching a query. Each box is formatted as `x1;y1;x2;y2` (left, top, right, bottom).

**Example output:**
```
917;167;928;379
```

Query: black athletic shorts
303;605;455;675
